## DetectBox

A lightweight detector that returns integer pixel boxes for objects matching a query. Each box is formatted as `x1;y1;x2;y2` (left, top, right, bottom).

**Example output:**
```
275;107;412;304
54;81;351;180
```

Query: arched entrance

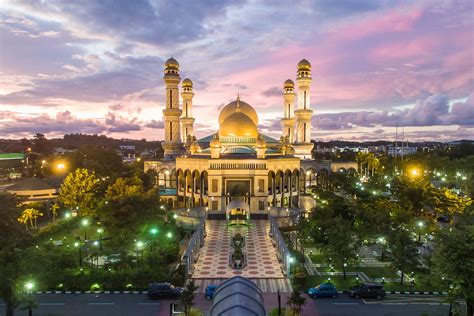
226;200;250;225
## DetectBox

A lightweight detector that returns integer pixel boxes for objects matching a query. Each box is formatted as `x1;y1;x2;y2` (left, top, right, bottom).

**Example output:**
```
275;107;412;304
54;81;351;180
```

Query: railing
209;162;267;170
269;216;292;277
181;215;206;280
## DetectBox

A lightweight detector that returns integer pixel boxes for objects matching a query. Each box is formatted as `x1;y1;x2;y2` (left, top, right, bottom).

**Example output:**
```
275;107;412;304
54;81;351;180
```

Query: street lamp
24;281;35;316
377;236;386;260
81;218;89;240
166;232;173;239
417;221;424;242
97;228;104;251
74;241;82;267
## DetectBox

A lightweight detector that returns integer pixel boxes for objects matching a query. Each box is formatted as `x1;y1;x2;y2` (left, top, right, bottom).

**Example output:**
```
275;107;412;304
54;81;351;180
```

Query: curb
332;290;447;295
35;291;148;294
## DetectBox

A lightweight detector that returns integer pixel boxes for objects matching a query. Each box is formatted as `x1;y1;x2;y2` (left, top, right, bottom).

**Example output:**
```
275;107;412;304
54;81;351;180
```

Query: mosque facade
144;58;356;215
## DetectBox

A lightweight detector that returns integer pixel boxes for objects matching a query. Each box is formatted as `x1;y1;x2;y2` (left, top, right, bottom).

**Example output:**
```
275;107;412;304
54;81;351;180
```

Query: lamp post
149;228;158;252
377;236;386;260
289;256;295;278
74;241;82;267
64;212;71;233
81;218;89;241
417;221;424;242
24;281;35;316
97;228;104;252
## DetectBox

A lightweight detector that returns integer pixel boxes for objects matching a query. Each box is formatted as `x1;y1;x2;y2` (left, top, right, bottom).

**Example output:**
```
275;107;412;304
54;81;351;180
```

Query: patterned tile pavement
192;278;292;294
191;220;292;292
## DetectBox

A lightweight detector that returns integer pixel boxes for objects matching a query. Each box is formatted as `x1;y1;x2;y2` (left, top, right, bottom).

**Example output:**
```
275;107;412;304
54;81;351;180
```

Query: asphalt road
0;293;462;316
311;294;458;316
0;294;171;316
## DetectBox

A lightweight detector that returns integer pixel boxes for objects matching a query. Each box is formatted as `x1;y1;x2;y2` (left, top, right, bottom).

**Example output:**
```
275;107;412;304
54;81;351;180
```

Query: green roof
7;178;55;191
0;153;24;160
198;133;278;144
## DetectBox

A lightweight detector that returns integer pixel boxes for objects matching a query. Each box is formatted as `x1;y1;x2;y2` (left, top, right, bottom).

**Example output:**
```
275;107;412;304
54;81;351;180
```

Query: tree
50;203;59;222
0;192;32;316
68;145;123;177
17;208;43;229
386;228;421;285
432;207;474;315
181;280;199;316
59;168;100;216
286;289;306;316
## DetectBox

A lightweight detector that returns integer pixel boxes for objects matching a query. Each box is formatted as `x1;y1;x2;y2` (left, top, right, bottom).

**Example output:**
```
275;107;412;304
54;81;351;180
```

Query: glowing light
25;281;34;291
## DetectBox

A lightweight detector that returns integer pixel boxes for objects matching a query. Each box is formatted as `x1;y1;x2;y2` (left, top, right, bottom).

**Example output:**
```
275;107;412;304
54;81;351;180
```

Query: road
311;294;457;316
0;294;171;316
0;293;460;316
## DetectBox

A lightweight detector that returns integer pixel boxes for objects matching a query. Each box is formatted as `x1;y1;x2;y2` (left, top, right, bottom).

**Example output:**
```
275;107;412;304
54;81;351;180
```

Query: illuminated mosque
144;58;356;216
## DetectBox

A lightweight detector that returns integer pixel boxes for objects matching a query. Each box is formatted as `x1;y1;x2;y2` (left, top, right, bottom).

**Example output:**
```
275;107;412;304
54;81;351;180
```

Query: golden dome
165;57;179;68
218;99;258;125
182;78;193;87
190;140;201;153
297;59;311;70
210;135;221;148
284;79;294;88
219;112;258;138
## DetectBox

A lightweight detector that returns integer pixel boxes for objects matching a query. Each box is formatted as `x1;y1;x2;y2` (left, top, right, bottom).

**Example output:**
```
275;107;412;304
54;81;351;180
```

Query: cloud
145;119;164;129
262;87;281;97
0;110;143;137
312;93;474;130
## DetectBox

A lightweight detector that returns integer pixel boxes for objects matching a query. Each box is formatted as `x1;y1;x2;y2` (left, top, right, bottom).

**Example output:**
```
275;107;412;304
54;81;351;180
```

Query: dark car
348;283;386;299
308;283;338;298
205;285;219;300
147;282;183;299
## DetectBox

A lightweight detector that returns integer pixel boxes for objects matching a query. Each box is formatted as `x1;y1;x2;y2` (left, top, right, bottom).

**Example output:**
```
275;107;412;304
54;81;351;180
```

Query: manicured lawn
308;253;325;263
349;266;399;279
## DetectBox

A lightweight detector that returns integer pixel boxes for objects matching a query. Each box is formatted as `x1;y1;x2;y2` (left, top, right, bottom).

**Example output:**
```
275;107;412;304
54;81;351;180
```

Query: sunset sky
1;0;473;142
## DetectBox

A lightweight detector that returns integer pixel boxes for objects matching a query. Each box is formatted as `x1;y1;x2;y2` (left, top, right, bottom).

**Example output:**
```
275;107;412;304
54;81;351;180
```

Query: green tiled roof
0;153;24;160
198;133;278;144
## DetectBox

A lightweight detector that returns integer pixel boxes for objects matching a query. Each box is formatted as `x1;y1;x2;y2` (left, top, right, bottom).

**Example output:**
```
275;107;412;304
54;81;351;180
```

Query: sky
0;0;473;142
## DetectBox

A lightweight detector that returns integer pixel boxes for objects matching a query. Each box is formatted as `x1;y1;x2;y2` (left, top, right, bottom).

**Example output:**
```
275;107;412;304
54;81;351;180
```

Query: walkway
193;220;284;278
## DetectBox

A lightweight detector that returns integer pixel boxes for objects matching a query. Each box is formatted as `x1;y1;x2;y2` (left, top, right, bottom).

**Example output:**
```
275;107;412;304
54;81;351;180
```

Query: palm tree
17;208;43;229
287;289;306;316
51;203;59;221
181;280;199;316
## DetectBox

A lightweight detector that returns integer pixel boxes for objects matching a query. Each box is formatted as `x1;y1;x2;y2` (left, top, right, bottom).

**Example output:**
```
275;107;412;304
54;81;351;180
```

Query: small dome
286;146;296;155
284;79;294;88
190;140;201;153
165;57;179;68
182;78;193;87
218;99;258;125
210;135;221;148
219;112;258;138
256;135;266;148
297;59;311;69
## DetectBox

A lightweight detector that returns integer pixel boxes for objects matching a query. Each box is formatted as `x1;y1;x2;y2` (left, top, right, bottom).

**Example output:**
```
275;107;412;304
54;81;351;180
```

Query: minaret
162;57;184;160
180;78;195;143
281;79;296;143
293;59;314;159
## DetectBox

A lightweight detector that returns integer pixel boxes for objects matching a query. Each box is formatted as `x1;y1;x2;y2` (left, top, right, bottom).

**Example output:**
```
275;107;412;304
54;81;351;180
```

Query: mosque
144;58;356;216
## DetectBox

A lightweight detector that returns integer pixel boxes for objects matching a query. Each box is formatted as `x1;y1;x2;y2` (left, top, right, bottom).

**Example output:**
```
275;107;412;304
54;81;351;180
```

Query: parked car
147;282;183;299
437;215;451;223
205;285;219;300
308;283;338;298
348;283;386;299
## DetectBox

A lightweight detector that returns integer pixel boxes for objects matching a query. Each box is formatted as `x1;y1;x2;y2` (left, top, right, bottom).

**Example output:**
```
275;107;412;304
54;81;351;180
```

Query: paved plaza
193;220;284;278
192;220;291;291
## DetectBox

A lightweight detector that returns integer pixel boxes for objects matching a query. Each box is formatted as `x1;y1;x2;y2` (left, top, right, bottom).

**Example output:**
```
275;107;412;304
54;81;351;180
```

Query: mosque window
258;179;264;192
169;90;172;108
304;91;307;109
212;200;218;211
212;179;218;192
258;200;264;210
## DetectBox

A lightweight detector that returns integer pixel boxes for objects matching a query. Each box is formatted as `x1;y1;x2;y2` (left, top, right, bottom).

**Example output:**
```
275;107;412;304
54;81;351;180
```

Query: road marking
382;303;407;305
139;302;161;305
39;303;65;306
88;302;115;305
333;303;359;305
